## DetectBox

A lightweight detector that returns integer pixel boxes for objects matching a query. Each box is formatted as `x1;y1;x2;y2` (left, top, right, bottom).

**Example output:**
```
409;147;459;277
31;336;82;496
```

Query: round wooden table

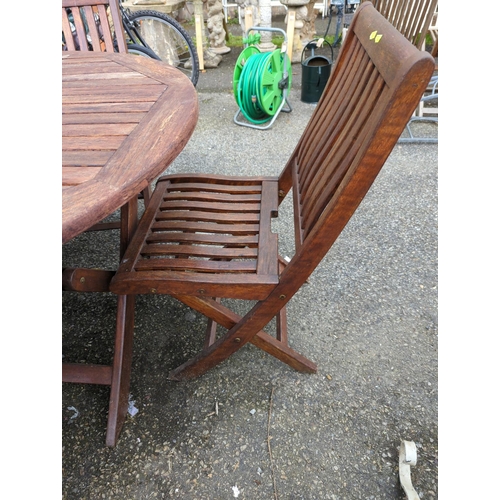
62;51;199;243
62;51;198;446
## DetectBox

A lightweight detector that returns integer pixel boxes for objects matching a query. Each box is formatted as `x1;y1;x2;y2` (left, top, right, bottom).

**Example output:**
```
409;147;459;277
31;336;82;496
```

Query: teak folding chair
110;2;435;382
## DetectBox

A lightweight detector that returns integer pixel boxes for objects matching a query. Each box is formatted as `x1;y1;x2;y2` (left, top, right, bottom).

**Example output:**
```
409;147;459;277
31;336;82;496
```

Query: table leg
63;198;139;447
106;199;139;446
120;197;138;258
105;293;136;447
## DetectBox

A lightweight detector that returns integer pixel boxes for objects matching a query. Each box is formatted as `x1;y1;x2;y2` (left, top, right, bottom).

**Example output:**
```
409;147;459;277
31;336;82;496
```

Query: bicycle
119;2;199;86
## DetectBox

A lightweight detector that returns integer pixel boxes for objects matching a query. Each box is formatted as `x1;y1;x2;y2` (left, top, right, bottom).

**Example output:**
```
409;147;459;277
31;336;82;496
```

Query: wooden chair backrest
277;1;434;292
62;0;127;53
362;0;438;49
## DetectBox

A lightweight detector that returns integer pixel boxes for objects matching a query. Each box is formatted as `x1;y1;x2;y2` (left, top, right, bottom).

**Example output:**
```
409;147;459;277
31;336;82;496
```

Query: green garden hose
233;47;292;125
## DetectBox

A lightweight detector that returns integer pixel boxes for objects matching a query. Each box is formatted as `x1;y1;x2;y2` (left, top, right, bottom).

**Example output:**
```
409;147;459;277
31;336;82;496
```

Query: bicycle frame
119;4;146;47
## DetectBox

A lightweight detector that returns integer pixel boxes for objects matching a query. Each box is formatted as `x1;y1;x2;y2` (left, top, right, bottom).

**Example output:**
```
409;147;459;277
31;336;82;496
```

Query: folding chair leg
204;297;221;349
251;329;316;373
106;198;139;446
105;294;135;447
140;186;152;207
276;303;288;342
170;295;317;380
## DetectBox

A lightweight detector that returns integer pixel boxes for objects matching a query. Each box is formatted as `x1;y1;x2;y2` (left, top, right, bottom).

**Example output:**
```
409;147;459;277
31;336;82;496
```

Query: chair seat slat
151;220;261;235
159;200;261;214
141;244;258;259
155;210;260;224
162;181;263;194
164;191;262;203
134;259;258;273
147;232;258;246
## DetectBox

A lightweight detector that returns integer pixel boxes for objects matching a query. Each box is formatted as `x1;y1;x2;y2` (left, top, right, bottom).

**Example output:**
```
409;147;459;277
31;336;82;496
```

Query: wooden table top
62;51;199;244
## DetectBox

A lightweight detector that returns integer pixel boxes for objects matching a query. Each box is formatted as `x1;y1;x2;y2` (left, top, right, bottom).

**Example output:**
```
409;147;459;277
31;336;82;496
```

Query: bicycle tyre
128;10;199;86
127;43;160;59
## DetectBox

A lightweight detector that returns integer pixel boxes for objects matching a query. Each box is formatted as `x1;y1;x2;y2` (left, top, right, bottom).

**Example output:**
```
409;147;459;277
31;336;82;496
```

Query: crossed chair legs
111;254;317;383
168;291;317;381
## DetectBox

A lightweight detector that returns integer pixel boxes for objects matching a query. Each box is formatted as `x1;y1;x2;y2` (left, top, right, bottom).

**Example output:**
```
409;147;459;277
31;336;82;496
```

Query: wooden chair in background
109;2;435;381
62;0;127;52
363;0;438;142
415;4;437;120
363;0;438;49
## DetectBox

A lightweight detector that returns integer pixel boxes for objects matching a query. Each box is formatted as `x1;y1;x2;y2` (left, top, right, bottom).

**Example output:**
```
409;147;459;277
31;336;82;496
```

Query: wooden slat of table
63;123;138;136
62;66;139;79
62;70;149;82
62;136;127;151
62;150;114;167
63;112;146;125
63;101;153;114
62;166;103;185
63;87;165;104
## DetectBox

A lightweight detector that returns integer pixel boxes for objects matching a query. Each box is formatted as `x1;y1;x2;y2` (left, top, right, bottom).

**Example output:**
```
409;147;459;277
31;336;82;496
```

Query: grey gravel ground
62;14;438;500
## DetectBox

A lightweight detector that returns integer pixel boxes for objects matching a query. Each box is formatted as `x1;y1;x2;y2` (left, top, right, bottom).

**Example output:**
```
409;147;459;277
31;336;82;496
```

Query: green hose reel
233;28;292;130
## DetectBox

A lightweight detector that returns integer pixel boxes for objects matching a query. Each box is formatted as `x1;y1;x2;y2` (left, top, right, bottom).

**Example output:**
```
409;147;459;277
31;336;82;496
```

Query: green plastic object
234;49;292;125
233;45;261;102
258;50;292;117
242;33;261;46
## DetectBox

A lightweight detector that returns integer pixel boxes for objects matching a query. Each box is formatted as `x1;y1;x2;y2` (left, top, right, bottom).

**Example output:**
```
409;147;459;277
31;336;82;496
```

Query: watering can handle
302;39;334;63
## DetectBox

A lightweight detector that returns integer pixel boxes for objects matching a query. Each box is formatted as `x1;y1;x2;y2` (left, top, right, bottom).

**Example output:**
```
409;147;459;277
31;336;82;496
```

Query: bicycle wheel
128;10;199;86
127;43;160;59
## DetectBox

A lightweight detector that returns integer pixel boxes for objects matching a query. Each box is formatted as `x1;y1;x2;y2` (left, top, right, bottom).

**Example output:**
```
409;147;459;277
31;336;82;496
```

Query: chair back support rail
110;2;435;381
62;0;127;53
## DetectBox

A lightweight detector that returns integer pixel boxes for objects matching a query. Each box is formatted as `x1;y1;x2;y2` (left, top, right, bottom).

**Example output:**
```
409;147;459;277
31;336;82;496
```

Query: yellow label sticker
370;31;383;43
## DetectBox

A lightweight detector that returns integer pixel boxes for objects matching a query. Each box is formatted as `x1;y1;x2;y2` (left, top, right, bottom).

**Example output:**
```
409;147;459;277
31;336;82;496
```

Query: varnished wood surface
62;51;198;243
